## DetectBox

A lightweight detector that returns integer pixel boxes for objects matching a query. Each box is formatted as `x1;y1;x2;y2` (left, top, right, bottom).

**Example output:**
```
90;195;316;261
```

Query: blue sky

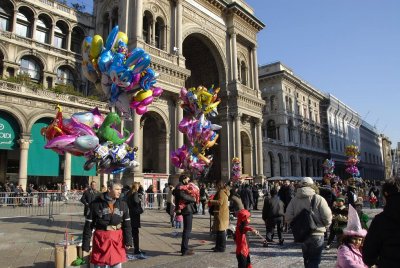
246;0;400;148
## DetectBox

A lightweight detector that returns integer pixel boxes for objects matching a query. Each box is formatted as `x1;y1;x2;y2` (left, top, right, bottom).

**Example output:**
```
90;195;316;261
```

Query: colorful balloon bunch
42;106;139;174
322;159;337;181
231;157;242;182
345;145;361;178
82;25;163;117
171;86;221;178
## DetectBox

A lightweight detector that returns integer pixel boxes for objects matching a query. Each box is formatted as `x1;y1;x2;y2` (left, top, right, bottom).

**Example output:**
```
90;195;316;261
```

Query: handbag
290;195;318;243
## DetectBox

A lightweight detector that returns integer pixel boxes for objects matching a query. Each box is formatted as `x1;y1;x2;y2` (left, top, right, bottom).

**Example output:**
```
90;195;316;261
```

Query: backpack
290;195;318;243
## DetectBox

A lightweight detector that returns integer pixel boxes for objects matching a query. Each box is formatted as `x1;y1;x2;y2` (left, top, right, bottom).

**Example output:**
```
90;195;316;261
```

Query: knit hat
301;177;314;186
336;195;345;202
343;204;367;237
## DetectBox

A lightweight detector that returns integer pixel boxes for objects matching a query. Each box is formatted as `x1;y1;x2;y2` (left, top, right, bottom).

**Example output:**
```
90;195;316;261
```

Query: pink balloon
141;96;154;106
152;87;163;97
136;106;147;115
130;101;141;109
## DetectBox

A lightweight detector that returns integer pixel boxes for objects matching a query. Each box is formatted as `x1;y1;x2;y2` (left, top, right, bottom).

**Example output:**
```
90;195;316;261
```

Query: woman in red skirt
82;179;132;267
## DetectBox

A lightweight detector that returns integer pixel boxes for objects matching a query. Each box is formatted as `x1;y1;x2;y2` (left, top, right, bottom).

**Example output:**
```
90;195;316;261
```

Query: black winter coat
262;195;284;221
126;191;143;228
362;193;400;267
173;183;196;215
240;187;254;210
80;188;99;215
82;193;132;251
319;185;336;208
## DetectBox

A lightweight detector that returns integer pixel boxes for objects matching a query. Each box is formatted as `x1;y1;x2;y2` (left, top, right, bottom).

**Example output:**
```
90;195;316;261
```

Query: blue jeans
301;235;324;268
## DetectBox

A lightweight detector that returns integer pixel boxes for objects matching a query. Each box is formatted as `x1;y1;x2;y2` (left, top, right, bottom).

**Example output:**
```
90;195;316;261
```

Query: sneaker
134;250;146;255
325;245;331;250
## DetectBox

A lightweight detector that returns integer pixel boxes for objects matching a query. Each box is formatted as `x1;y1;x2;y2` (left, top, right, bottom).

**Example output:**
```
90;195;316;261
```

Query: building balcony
0;80;108;112
0;31;82;61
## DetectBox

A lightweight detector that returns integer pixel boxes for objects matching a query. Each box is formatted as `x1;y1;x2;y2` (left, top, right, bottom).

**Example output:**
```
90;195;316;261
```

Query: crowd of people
57;174;400;268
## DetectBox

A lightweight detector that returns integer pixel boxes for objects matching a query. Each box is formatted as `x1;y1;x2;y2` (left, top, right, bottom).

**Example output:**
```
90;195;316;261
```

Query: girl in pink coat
336;205;368;268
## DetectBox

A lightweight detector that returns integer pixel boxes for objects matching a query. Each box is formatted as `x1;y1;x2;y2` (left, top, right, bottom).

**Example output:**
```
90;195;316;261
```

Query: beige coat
210;188;230;232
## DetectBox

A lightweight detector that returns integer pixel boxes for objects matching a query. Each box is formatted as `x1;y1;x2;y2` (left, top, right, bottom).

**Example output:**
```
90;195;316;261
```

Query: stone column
163;25;168;50
64;152;72;190
165;134;170;174
231;32;238;81
18;136;32;191
176;0;183;54
66;29;71;51
50;23;55;46
151;19;156;46
234;113;241;159
120;0;129;33
256;120;263;175
175;101;184;173
252;46;259;91
32;15;37;40
135;0;143;40
133;112;142;174
12;9;18;33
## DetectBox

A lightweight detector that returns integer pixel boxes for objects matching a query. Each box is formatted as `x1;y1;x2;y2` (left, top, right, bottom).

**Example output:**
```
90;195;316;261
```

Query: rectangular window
54;35;64;49
36;30;48;43
16;23;28;37
0;17;9;31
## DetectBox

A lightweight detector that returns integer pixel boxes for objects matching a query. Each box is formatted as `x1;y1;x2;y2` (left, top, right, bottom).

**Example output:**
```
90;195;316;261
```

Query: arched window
269;152;275;177
155;17;165;50
290;155;296;176
240;61;247;85
0;1;13;32
71;27;84;54
111;8;118;28
288;119;294;142
0;51;4;76
102;13;110;37
142;11;152;44
20;56;42;82
54;21;68;49
270;95;277;111
57;66;75;86
36;14;51;44
267;120;277;140
16;7;33;38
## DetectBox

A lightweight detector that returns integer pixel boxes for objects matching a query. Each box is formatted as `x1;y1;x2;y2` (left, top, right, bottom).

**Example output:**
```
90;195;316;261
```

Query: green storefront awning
0;111;20;150
72;155;96;176
28;118;61;176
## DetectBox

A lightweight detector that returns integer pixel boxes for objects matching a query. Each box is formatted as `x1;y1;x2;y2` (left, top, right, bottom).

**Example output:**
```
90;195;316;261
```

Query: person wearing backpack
285;177;332;268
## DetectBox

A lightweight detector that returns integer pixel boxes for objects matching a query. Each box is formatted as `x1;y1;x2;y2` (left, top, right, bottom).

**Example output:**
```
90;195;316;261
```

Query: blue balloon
105;25;119;51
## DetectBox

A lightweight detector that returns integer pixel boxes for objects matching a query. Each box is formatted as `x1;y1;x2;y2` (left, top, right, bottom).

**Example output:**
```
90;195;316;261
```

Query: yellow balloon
134;90;153;102
114;32;128;48
90;35;103;59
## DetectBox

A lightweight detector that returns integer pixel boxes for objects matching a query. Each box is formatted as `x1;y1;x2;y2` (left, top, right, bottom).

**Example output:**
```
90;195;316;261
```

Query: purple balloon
130;100;141;109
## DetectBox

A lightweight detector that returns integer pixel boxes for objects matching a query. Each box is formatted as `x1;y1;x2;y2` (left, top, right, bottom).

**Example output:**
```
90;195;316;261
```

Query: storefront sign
0;114;19;150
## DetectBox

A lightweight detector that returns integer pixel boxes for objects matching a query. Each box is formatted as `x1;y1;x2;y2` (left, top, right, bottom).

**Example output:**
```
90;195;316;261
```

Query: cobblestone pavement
0;204;382;268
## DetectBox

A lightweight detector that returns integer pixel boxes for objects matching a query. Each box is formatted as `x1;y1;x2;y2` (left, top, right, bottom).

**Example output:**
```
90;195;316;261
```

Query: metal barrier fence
0;191;84;220
0;191;216;219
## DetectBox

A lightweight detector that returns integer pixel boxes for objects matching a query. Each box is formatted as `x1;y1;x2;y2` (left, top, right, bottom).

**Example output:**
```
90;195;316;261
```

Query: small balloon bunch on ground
345;144;361;179
82;25;163;118
231;157;242;182
171;85;221;178
42;106;139;174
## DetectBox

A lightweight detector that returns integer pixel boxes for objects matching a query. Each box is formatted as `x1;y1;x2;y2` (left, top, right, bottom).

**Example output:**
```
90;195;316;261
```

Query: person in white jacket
285;177;332;268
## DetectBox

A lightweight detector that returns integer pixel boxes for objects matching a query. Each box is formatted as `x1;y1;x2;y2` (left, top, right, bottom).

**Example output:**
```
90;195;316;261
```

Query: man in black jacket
173;175;197;256
262;188;285;245
82;179;132;266
363;178;400;267
80;181;99;216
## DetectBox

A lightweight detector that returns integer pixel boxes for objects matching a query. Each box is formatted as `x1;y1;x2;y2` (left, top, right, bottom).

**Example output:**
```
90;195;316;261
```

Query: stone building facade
258;62;329;178
0;0;266;189
324;94;362;179
0;0;107;190
359;121;385;180
380;134;392;179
